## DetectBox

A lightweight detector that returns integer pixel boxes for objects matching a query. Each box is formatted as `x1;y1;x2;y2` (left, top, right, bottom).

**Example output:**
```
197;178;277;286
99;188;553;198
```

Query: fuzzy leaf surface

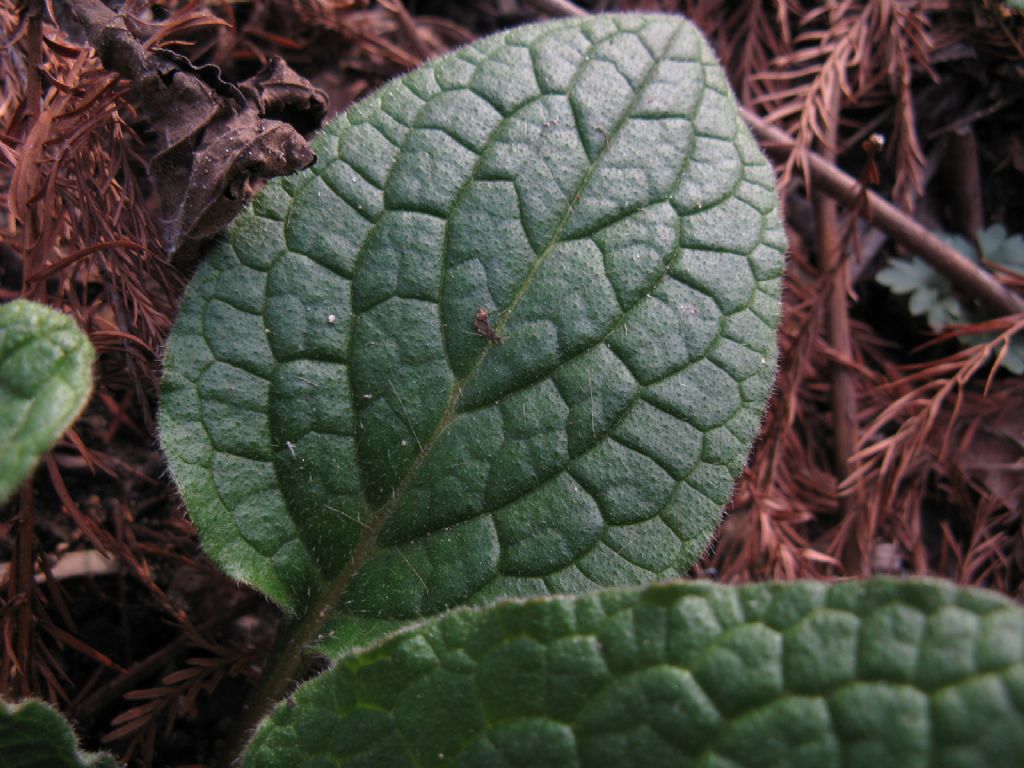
0;300;94;504
246;578;1024;768
160;14;785;648
0;699;117;768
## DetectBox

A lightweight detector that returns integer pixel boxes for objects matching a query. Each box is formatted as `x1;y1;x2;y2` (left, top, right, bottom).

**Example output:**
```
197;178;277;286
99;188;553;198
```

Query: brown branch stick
946;128;984;238
813;86;861;571
742;108;1024;317
523;0;589;17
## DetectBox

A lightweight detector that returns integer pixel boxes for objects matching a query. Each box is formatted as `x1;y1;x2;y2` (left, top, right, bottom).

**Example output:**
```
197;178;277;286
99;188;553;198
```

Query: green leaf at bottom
0;300;94;504
246;578;1024;768
0;699;117;768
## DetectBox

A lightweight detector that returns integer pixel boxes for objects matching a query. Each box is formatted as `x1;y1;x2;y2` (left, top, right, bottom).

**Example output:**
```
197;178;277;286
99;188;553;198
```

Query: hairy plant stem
217;406;459;765
218;614;309;766
219;486;405;766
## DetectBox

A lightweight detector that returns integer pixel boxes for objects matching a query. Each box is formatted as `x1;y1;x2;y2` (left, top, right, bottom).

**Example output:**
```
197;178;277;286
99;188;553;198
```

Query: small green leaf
977;224;1009;262
161;14;785;649
1004;341;1024;374
875;258;936;295
877;226;1023;372
907;284;937;317
926;294;965;331
0;300;95;504
977;224;1024;274
245;578;1024;768
876;255;964;331
0;698;118;768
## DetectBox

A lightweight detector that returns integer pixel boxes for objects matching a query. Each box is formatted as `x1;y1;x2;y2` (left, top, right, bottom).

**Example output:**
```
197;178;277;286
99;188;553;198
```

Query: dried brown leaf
63;0;326;255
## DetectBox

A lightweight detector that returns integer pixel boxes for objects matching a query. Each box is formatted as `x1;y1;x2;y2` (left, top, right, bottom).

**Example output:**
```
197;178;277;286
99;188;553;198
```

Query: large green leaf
160;14;785;648
0;699;117;768
0;300;94;504
246;578;1024;768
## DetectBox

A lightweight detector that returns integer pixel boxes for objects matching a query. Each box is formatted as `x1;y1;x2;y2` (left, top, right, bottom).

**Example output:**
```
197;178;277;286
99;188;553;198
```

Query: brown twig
522;0;588;18
813;83;861;570
848;139;946;283
743;107;1024;317
21;5;42;128
945;128;985;238
379;0;431;62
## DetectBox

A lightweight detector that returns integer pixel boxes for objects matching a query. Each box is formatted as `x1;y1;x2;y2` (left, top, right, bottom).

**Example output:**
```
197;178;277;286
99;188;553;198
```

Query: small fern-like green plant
876;224;1024;373
5;15;1022;768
